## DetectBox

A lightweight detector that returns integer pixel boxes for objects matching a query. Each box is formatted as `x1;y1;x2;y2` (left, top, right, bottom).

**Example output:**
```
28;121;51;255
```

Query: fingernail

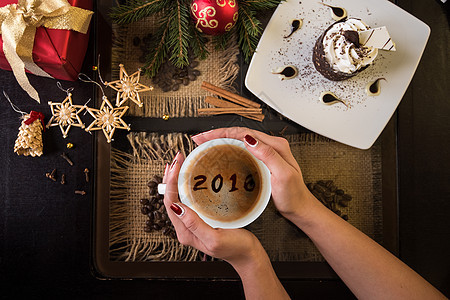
244;134;258;147
169;158;177;172
169;152;179;172
170;203;185;216
164;163;169;176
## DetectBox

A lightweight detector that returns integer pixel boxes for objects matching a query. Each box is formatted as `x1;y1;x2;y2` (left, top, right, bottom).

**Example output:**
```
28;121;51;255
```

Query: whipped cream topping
323;18;378;74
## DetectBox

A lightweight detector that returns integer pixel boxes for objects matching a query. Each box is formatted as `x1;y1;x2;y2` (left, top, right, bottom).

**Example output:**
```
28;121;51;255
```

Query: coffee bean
147;180;158;189
342;215;349;221
170;231;177;239
153;211;160;220
158;198;164;204
162;85;171;92
307;183;314;191
192;69;201;76
313;184;326;194
335;209;341;216
336;189;344;195
338;200;349;207
175;78;183;84
188;74;197;81
133;36;141;47
154;203;161;210
172;84;180;91
152;224;161;230
147;212;154;221
189;61;199;68
151;77;160;85
150;197;158;205
342;194;352;201
182;78;190;85
145;219;153;226
317;180;327;187
323;190;332;198
325;196;333;203
144;226;152;233
140;198;149;205
163;227;171;236
149;188;157;196
141;206;149;215
161;214;167;221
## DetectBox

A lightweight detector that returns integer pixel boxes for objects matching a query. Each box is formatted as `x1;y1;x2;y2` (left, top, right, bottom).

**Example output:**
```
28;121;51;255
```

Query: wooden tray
91;0;398;279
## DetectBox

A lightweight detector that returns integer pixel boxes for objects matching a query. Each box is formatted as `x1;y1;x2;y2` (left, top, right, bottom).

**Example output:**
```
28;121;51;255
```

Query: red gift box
0;0;93;81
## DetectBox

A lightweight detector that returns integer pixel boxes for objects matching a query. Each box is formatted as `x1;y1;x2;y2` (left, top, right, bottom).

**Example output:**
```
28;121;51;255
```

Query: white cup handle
158;183;166;195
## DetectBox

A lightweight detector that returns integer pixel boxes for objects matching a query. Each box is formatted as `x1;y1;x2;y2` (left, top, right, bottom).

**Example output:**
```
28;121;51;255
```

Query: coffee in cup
177;138;271;228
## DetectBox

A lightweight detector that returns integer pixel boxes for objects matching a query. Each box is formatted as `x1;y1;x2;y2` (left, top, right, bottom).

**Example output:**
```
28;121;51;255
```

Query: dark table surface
1;0;449;299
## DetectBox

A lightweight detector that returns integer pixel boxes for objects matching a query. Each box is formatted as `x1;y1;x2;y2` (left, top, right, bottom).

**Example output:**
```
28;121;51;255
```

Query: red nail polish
244;134;258;147
170;203;184;216
169;153;179;171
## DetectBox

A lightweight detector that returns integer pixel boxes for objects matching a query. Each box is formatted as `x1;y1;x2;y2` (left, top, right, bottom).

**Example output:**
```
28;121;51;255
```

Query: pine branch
240;0;283;10
166;0;191;68
110;0;167;25
188;24;209;60
236;5;262;62
143;14;172;77
212;30;234;51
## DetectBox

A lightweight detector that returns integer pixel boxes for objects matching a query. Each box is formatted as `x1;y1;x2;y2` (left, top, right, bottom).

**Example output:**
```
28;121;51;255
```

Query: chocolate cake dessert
313;18;378;81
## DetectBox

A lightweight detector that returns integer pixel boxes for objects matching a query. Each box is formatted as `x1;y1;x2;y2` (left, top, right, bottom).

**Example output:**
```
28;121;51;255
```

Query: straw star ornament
85;97;130;143
47;93;85;138
105;64;153;107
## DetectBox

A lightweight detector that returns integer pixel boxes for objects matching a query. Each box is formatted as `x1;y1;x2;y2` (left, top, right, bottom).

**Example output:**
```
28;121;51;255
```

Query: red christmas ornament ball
190;0;239;36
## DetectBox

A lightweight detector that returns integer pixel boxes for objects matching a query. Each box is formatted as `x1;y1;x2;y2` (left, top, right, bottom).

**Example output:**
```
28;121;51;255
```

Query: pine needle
110;0;166;25
112;0;283;75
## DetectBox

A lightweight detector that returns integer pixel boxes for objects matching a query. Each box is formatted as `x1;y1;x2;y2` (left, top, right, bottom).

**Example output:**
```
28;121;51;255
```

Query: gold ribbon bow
0;0;93;102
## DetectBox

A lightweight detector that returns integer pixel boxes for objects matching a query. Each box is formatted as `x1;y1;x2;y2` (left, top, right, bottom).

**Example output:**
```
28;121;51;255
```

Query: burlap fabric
110;132;200;261
109;132;382;262
111;17;240;118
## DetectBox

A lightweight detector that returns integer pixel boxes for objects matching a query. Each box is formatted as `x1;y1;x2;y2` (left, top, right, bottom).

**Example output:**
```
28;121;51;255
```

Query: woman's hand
162;152;266;268
163;151;291;299
191;127;318;221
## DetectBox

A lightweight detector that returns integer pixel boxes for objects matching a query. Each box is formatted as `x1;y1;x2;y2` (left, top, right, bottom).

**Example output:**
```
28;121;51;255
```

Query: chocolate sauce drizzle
284;19;303;38
366;78;386;96
272;65;298;80
321;3;347;21
320;91;348;107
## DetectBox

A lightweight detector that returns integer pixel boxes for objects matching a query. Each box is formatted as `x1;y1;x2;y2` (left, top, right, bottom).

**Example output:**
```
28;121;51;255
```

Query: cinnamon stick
204;96;265;121
201;82;260;108
198;108;262;114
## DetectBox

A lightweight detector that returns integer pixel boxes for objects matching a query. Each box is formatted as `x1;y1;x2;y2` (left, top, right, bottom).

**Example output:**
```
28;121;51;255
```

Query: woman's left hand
162;152;265;267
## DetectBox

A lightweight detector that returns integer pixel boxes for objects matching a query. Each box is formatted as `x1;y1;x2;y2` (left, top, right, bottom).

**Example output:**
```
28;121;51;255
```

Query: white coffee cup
160;138;271;229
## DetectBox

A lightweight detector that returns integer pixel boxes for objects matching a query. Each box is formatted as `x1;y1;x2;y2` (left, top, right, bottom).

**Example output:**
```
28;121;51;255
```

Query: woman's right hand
192;127;318;221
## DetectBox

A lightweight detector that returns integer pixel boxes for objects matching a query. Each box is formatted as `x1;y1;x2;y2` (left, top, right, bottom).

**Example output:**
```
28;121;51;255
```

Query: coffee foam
182;144;262;222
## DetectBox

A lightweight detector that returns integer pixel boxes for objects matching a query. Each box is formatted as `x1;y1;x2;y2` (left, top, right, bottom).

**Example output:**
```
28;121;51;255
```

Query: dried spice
60;152;74;166
140;175;176;238
307;180;352;221
84;168;90;183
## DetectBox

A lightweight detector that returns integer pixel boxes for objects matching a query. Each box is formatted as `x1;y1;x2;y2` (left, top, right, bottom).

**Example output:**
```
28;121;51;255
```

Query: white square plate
245;0;430;149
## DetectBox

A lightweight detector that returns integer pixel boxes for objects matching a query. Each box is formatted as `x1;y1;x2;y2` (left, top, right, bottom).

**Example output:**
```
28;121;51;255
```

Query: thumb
169;202;215;241
243;134;291;177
